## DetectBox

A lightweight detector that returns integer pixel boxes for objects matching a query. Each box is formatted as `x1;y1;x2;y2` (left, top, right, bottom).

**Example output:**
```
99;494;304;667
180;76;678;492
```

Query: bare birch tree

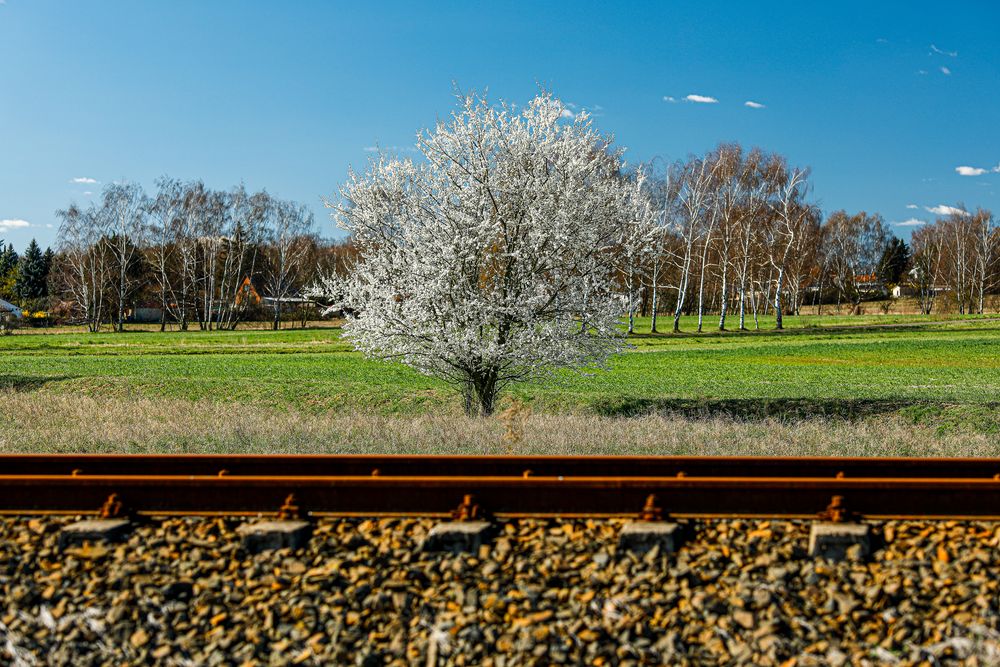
55;204;111;332
670;156;717;332
941;209;977;314
100;182;147;332
823;210;889;313
765;160;811;329
911;224;945;315
641;167;679;334
263;198;315;330
147;177;184;331
708;144;747;331
733;149;771;330
971;208;997;314
215;185;269;330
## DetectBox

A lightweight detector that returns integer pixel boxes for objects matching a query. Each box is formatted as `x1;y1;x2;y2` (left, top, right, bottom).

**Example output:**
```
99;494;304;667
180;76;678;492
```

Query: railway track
3;454;1000;520
4;455;1000;662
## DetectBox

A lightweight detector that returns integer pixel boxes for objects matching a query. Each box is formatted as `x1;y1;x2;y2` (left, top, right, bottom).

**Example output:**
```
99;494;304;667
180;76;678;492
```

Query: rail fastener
59;493;134;550
809;494;872;560
619;494;681;555
237;493;312;554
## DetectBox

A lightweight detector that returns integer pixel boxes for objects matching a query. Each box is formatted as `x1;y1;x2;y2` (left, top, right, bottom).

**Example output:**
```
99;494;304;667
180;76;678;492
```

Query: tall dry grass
1;393;996;457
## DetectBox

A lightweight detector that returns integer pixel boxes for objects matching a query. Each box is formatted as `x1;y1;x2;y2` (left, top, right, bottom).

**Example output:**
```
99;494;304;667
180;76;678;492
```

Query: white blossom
312;92;654;415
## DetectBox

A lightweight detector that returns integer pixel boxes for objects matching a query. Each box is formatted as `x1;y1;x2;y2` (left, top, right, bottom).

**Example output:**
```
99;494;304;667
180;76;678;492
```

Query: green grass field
1;314;998;453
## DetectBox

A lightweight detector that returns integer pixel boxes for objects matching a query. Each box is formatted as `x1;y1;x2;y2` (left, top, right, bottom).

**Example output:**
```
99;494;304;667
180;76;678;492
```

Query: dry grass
2;393;997;457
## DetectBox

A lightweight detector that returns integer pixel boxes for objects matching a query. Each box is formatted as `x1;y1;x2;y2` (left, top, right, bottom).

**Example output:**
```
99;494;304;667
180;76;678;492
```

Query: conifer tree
15;239;49;301
43;247;55;275
0;242;18;278
0;242;19;301
877;236;911;286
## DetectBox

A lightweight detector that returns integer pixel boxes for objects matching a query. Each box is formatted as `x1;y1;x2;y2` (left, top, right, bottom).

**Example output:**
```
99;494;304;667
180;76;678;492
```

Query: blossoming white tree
314;92;654;416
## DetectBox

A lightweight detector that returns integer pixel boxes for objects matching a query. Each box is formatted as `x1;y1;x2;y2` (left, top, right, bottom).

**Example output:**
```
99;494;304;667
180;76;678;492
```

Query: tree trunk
626;264;636;335
762;268;773;316
650;264;659;334
462;381;475;416
673;274;688;333
816;269;825;316
718;264;729;331
738;284;746;331
477;383;497;417
696;269;705;333
467;372;499;417
774;268;784;330
650;288;658;333
752;302;760;329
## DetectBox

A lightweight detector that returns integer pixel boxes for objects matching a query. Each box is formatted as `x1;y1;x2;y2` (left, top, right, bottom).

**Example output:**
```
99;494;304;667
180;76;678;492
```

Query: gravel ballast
2;517;1000;665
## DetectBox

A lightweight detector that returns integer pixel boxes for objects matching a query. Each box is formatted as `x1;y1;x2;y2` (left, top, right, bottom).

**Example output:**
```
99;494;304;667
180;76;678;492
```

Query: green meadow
1;315;998;453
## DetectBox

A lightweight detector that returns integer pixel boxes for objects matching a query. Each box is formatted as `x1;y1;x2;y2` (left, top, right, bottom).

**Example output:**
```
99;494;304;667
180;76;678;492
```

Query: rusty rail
2;455;1000;519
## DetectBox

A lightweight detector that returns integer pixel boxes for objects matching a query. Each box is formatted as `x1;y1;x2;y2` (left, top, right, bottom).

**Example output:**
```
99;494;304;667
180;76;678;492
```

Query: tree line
49;178;335;331
909;208;998;315
620;142;999;332
8;146;998;337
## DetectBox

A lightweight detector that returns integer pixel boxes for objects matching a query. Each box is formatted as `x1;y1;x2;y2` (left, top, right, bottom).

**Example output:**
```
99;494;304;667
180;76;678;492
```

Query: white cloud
0;219;32;232
925;204;968;216
876;37;889;44
917;69;928;75
744;100;765;109
894;218;927;227
560;108;575;119
685;94;719;104
662;96;677;103
956;165;987;176
70;177;98;184
940;66;952;75
994;164;1000;173
930;44;958;57
906;204;918;209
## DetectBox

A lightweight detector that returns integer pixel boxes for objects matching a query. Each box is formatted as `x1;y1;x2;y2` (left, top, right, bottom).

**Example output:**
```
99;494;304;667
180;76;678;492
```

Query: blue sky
1;1;998;249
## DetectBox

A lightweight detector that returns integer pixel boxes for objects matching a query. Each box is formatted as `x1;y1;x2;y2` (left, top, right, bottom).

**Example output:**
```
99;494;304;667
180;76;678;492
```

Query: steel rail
2;472;1000;519
4;454;1000;479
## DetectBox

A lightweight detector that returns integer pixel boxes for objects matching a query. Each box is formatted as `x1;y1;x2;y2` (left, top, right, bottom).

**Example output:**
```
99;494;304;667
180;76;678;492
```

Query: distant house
855;273;888;297
234;277;316;310
805;271;889;299
0;298;22;319
894;284;949;298
234;277;262;306
261;295;317;308
891;284;915;298
131;307;164;323
898;267;950;298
